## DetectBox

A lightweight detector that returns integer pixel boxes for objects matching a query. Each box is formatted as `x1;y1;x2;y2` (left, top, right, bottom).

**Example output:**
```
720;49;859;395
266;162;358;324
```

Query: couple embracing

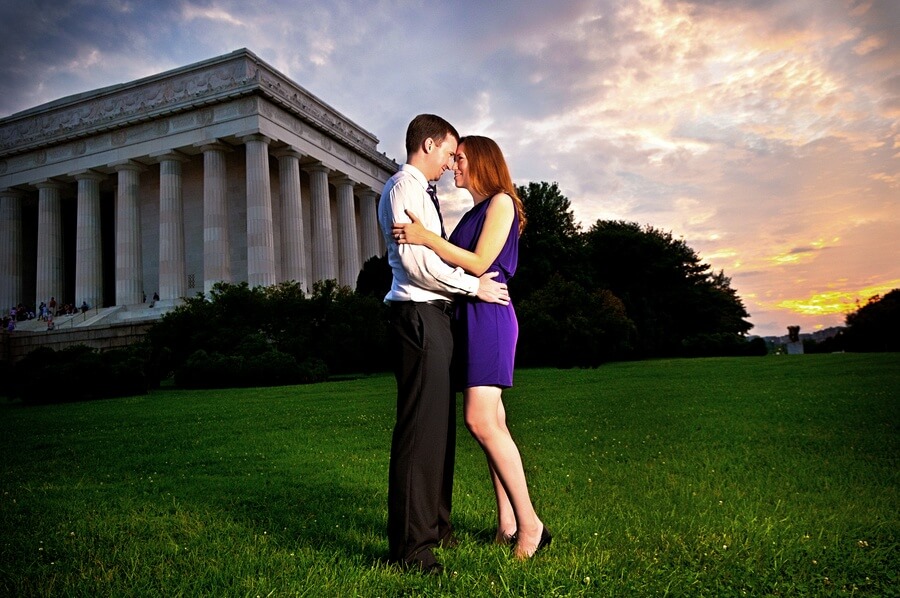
378;114;551;575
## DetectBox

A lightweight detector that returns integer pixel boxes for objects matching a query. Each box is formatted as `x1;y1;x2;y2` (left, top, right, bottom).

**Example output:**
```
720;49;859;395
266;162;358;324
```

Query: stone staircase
2;303;179;362
13;303;175;332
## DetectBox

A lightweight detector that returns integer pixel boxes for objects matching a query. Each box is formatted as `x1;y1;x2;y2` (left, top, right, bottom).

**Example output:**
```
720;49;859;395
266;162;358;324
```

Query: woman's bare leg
489;462;516;542
489;398;516;542
464;386;544;558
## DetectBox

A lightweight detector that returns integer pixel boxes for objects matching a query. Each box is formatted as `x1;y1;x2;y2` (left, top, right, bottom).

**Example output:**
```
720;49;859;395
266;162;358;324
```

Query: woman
393;135;551;559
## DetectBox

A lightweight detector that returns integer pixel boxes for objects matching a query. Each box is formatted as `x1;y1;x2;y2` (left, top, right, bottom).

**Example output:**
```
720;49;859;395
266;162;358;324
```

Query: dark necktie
427;184;447;239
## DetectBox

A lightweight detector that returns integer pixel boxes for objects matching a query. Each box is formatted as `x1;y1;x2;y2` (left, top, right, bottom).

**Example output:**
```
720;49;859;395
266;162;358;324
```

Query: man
378;114;510;574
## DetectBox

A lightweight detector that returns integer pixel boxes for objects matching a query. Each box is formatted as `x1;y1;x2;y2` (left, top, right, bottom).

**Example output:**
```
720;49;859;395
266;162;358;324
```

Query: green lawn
1;354;898;596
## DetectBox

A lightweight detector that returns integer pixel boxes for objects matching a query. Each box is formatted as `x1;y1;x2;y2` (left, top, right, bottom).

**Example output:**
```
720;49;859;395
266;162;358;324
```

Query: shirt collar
400;164;430;189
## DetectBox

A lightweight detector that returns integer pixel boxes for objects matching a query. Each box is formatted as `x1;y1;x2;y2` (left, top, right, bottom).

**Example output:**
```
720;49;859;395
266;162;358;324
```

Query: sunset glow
777;281;900;317
1;0;897;337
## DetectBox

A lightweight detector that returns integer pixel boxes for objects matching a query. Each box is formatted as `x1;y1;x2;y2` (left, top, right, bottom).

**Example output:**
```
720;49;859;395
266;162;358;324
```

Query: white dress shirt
378;164;479;302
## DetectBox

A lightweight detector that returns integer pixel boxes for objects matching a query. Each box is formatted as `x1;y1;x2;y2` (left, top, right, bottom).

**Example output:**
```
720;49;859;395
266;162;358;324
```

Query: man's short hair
405;114;460;155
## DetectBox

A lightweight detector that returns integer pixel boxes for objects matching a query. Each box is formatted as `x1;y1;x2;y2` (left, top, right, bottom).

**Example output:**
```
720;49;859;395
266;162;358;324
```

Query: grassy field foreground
1;354;898;596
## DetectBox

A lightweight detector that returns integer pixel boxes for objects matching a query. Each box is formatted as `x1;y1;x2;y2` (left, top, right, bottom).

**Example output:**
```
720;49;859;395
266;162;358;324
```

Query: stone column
357;188;381;263
305;163;335;283
35;180;66;311
275;148;307;290
112;160;145;306
242;134;276;288
154;151;188;302
74;170;105;310
199;141;231;295
0;189;24;313
333;175;360;288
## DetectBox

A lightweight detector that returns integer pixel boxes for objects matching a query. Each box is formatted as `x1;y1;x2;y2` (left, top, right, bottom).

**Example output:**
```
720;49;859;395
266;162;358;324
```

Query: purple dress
449;197;520;389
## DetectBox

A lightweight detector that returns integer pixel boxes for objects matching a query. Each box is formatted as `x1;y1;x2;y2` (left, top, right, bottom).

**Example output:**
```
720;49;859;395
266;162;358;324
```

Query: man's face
425;135;458;181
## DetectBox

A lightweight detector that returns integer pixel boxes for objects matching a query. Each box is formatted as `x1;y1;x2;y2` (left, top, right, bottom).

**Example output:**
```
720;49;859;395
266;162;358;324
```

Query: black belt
424;299;454;315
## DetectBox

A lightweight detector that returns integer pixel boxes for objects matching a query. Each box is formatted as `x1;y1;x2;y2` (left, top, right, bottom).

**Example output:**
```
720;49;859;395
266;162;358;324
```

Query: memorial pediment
0;48;384;165
0;48;393;330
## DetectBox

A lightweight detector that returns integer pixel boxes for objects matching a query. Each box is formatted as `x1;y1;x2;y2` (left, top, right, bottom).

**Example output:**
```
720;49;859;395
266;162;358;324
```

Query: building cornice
0;48;396;172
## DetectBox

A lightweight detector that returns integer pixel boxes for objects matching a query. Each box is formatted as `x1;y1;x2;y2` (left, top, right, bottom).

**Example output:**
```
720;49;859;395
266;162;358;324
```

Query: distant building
0;48;396;317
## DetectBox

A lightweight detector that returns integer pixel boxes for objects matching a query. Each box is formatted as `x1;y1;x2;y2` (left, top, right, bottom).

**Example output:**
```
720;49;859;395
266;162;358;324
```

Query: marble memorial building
0;48;395;320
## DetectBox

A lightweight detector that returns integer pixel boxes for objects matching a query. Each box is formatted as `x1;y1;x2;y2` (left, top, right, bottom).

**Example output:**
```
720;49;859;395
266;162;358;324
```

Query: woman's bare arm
393;194;515;276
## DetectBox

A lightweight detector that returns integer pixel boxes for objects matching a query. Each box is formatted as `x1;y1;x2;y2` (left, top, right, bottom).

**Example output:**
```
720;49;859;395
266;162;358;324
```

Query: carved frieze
170;113;195;131
238;97;257;116
47;146;69;161
0;54;256;156
0;48;397;177
255;67;378;155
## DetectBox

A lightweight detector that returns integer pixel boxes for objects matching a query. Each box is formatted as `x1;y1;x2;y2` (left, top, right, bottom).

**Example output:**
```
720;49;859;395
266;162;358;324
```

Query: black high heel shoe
514;525;552;559
535;526;552;553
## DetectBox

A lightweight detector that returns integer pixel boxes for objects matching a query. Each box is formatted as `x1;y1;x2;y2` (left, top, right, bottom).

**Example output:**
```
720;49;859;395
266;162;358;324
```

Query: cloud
0;0;193;115
0;0;896;337
181;4;245;26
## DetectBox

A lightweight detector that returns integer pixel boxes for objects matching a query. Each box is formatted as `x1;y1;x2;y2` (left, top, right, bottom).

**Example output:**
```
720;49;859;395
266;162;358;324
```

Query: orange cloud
763;238;837;268
776;280;900;316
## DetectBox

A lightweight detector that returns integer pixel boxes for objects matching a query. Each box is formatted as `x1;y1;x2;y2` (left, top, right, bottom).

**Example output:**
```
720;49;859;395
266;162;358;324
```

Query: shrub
145;280;388;388
517;275;636;367
681;333;768;357
10;345;148;404
174;348;328;389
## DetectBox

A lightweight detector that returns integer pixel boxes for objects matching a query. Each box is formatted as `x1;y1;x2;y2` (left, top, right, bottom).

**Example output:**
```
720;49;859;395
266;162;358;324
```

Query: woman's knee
464;386;504;441
465;412;496;442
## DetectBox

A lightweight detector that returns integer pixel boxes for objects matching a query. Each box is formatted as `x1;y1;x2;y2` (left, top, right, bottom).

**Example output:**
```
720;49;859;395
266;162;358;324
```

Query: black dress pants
387;301;456;565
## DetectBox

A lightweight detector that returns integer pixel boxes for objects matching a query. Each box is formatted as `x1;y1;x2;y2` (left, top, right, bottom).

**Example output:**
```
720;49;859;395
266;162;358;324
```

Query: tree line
508;182;759;364
4;181;896;400
804;288;900;353
360;181;761;367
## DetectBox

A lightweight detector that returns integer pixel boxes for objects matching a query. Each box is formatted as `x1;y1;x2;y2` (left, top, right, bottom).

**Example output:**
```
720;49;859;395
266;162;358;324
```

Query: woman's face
453;142;470;190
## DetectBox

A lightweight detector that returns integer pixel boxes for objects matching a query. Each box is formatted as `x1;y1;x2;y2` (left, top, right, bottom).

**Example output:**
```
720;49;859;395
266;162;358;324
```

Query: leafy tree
699;270;754;337
517;274;636;367
505;182;753;363
512;181;584;299
356;253;392;302
582;220;752;357
842;289;900;352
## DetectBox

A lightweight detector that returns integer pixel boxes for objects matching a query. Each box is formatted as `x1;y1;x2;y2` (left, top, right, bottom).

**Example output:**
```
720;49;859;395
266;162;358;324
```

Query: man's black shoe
421;561;445;576
439;533;460;549
389;551;445;576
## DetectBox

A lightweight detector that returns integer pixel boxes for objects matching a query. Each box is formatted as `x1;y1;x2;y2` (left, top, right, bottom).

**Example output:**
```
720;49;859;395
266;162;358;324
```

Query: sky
1;0;897;337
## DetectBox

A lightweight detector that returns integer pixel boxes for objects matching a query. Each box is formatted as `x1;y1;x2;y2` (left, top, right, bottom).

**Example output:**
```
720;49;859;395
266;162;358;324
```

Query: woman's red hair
459;136;527;235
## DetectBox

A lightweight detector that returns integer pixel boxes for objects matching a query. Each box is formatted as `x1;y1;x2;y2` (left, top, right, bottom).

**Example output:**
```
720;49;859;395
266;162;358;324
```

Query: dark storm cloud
0;0;191;116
